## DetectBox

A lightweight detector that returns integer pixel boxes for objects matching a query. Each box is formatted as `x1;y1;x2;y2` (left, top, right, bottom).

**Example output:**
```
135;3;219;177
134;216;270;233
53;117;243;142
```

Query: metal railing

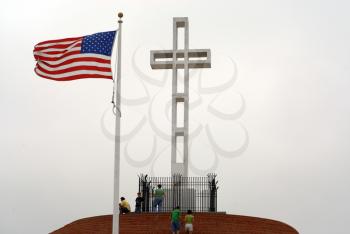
138;174;218;212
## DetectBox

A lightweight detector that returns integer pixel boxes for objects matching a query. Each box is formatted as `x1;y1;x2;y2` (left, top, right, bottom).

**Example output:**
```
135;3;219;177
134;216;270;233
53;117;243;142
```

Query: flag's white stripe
36;67;112;79
36;40;82;53
40;53;111;65
35;38;82;48
38;61;111;71
34;47;81;58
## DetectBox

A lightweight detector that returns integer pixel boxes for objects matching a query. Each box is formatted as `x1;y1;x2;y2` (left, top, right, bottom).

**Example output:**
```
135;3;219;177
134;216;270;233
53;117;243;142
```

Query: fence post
138;174;151;212
208;174;218;212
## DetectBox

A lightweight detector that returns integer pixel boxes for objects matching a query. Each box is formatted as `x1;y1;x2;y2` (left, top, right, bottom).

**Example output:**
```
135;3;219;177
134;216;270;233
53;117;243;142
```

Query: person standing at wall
135;192;144;213
153;184;165;212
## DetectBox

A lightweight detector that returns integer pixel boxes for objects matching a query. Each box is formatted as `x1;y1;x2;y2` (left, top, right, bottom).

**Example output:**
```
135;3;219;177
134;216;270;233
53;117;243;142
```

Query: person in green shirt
170;206;181;234
153;184;165;212
184;209;194;234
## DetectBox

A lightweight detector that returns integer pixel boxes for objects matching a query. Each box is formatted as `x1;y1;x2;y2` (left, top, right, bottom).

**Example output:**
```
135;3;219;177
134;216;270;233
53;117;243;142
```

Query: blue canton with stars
81;31;116;56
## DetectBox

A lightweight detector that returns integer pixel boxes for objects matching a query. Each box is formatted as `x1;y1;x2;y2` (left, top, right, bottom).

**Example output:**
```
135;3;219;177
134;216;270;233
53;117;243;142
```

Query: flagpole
113;12;123;234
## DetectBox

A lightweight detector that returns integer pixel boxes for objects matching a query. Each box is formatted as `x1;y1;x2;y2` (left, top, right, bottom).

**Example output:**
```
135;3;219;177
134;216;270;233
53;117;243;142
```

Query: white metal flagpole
112;12;123;234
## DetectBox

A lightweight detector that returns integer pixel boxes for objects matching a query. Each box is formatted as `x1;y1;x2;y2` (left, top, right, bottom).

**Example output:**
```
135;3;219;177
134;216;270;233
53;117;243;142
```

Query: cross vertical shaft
172;17;189;176
151;17;211;177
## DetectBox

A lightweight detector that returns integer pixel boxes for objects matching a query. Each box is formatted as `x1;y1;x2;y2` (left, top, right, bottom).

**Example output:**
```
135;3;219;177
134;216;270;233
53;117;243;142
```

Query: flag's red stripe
40;49;78;55
34;69;112;81
34;41;82;52
34;43;82;54
35;36;83;46
39;57;111;68
36;63;111;75
34;51;81;61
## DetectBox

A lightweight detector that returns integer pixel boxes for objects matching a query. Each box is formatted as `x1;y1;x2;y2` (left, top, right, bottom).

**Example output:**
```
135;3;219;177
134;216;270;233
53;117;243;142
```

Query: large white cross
150;17;211;176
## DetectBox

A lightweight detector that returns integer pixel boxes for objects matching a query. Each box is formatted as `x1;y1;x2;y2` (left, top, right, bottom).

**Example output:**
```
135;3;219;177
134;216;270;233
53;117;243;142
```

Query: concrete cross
150;17;211;177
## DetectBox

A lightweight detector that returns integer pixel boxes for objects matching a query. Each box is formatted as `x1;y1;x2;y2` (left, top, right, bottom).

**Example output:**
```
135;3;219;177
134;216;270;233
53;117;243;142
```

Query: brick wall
51;212;298;234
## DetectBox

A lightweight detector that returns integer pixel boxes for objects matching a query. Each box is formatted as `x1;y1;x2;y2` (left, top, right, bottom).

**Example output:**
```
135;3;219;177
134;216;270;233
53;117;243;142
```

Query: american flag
33;30;117;81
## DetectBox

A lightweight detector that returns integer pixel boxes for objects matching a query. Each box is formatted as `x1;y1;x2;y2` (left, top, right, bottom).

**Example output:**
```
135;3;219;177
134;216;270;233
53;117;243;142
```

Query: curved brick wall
51;212;298;234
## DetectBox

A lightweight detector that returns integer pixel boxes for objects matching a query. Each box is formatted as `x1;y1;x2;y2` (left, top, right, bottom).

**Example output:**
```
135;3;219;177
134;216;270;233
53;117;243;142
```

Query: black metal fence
138;174;218;213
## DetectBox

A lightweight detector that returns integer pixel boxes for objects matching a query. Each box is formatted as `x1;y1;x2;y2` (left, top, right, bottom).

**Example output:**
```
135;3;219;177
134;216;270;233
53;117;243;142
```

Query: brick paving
51;212;298;234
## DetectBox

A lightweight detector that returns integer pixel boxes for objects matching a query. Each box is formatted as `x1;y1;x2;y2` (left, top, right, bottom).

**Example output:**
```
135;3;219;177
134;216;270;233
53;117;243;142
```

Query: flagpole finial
118;12;123;23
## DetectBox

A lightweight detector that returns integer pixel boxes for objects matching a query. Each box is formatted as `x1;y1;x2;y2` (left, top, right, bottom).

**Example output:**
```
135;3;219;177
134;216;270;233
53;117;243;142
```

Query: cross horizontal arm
150;49;211;69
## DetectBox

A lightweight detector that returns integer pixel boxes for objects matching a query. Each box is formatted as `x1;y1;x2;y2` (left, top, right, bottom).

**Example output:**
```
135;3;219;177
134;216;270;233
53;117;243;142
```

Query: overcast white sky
1;0;350;233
